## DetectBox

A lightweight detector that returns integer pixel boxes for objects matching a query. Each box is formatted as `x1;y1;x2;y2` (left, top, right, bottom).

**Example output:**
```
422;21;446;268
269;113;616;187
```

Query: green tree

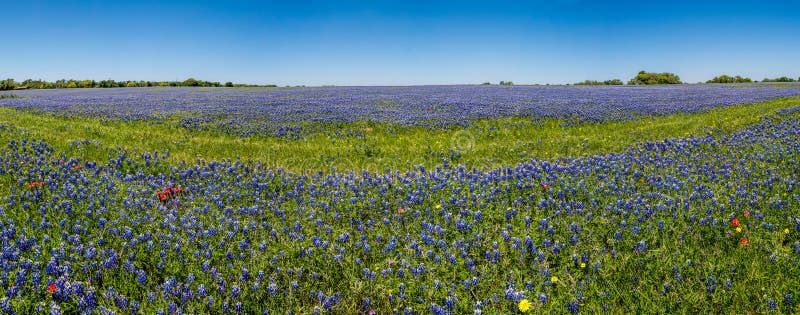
575;79;623;86
182;78;201;86
628;71;682;85
706;75;752;83
762;76;796;82
0;79;17;90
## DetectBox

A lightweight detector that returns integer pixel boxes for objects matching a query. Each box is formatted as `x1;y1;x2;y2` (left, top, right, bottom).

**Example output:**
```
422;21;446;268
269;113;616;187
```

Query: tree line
569;71;682;86
0;78;276;91
574;79;624;86
573;71;800;85
760;76;798;83
4;74;798;91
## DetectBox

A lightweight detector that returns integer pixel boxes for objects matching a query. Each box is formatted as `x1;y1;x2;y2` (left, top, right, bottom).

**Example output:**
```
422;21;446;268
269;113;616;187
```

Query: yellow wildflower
518;299;532;312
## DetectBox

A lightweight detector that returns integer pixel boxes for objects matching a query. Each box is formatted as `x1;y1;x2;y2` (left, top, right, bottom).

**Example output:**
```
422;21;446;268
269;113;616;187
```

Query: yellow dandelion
580;263;586;269
785;228;790;234
435;204;442;209
551;276;559;283
735;227;742;233
518;299;532;312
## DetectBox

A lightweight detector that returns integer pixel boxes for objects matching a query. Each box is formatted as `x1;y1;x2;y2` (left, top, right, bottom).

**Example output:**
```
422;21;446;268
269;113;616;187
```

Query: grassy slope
0;97;798;173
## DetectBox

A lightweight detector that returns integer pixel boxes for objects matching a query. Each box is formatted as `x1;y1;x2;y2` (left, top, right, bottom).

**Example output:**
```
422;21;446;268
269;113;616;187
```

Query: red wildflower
28;181;45;189
731;218;740;228
47;283;57;293
740;238;749;246
743;210;750;217
397;207;406;214
541;183;549;191
73;165;81;171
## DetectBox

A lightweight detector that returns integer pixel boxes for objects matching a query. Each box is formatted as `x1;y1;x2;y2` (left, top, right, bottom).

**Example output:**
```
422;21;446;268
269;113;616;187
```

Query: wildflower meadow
0;84;799;314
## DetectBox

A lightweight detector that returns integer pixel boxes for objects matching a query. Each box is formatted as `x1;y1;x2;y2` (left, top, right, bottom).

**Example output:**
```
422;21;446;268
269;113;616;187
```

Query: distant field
0;86;799;314
1;85;800;173
0;97;797;173
2;84;799;138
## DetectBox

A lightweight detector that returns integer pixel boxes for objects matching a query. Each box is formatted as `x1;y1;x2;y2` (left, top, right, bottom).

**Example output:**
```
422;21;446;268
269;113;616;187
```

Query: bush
574;79;623;85
707;75;752;83
628;71;682;85
761;76;797;83
0;79;17;91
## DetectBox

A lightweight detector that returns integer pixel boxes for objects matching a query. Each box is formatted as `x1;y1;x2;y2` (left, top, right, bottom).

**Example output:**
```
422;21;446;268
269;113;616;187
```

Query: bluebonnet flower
567;301;580;314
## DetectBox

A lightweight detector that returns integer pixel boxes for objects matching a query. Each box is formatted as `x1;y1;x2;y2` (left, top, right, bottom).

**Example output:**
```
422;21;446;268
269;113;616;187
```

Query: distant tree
628;71;682;85
182;78;201;86
706;75;752;83
224;82;234;87
481;82;491;85
0;79;17;90
0;78;267;90
761;76;796;82
499;81;514;86
575;79;623;85
21;79;51;89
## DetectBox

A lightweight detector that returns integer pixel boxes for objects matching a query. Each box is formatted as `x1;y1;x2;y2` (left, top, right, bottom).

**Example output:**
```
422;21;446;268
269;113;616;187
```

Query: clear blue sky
3;0;799;86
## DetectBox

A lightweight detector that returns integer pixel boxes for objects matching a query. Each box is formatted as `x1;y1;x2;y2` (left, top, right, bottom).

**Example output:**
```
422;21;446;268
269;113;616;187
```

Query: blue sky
3;0;799;85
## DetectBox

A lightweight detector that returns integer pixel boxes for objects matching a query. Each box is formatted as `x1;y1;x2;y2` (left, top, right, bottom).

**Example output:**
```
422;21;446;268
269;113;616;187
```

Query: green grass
0;97;798;173
0;98;799;313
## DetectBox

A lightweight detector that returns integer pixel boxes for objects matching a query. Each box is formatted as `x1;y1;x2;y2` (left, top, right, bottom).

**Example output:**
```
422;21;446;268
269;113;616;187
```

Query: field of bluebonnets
0;84;799;314
5;84;800;137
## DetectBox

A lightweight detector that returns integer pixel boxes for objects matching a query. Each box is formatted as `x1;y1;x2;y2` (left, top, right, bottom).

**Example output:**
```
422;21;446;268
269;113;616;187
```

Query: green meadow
0;97;797;173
